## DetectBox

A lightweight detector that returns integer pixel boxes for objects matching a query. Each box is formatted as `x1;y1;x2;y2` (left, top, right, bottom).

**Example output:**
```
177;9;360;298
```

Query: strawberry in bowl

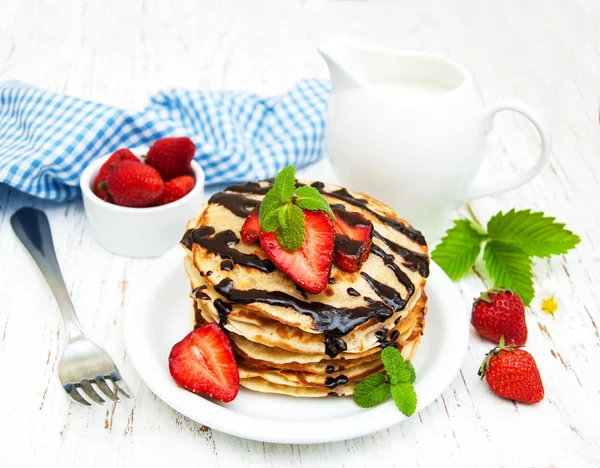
80;138;205;258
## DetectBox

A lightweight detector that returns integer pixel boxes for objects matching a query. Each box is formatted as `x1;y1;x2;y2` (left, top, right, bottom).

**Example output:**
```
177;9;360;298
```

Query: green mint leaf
353;374;390;408
276;204;305;252
278;204;289;229
431;220;487;280
272;165;296;203
259;190;284;227
487;209;581;258
262;208;281;233
381;346;411;385
483;240;534;306
390;381;417;417
295;185;335;219
405;360;416;384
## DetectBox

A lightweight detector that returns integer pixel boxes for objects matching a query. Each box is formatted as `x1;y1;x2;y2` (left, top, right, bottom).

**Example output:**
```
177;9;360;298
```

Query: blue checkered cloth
0;79;330;201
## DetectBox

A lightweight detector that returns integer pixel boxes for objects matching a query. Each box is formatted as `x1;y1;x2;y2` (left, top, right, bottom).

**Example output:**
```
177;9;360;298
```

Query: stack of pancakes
181;180;429;397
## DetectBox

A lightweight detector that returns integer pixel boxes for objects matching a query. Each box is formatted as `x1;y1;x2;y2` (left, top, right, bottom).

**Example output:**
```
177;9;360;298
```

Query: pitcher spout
318;38;372;92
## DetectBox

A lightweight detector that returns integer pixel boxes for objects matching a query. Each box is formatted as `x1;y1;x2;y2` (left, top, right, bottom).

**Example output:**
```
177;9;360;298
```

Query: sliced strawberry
169;323;239;403
154;175;195;206
241;204;261;244
94;149;140;201
146;137;195;180
332;206;373;272
259;210;334;294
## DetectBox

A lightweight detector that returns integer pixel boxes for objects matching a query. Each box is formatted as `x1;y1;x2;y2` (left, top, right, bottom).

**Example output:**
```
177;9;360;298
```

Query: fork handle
11;208;84;341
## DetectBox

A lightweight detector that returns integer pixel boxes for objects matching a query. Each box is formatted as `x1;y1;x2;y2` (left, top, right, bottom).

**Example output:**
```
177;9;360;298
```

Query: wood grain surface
0;0;599;467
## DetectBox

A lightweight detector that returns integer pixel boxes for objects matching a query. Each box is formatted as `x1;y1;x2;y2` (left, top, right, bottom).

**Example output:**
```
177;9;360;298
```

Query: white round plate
124;248;469;444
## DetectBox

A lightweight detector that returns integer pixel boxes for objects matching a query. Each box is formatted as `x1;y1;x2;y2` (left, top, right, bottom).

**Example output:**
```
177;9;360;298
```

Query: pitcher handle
462;99;551;202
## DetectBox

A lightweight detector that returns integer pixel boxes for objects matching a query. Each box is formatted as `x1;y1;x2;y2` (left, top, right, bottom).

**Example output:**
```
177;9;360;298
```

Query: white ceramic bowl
80;146;205;258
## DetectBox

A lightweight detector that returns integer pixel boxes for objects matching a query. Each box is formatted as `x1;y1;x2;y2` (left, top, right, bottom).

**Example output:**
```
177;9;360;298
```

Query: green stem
467;203;484;229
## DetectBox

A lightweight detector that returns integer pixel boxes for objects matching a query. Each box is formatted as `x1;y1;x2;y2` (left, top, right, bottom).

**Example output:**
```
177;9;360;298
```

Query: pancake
180;179;430;396
186;254;424;356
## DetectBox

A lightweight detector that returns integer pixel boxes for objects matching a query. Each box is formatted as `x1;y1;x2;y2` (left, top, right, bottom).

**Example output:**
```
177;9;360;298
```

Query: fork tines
65;372;133;407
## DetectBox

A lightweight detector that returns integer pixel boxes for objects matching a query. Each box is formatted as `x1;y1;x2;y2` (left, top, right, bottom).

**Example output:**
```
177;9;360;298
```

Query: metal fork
11;207;133;406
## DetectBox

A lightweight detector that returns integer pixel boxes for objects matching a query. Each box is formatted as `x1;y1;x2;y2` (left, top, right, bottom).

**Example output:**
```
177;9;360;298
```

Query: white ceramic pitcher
319;38;551;242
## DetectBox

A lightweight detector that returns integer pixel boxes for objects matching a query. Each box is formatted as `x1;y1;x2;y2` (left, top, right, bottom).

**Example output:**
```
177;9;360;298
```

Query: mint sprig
431;209;580;305
353;346;417;417
259;166;335;252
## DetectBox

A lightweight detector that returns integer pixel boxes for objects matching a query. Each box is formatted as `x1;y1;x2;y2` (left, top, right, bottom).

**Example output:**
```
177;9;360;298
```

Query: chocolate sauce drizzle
216;180;426;246
225;181;270;195
328;277;336;285
369;244;415;299
390;330;400;341
347;287;360;297
208;192;260;218
373;231;429;278
324;335;347;358
325;365;335;374
220;260;234;271
310;182;427;246
188;226;275;273
214;278;393;337
361;272;407;312
192;286;210;301
325;375;349;389
374;328;388;343
214;299;232;327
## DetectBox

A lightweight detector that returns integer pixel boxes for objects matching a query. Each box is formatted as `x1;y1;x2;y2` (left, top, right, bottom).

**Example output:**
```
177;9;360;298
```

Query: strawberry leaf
431;220;487;280
483;241;534;306
487;209;581;258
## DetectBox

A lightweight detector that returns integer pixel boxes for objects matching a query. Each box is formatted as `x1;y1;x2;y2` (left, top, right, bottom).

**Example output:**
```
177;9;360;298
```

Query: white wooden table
1;1;599;466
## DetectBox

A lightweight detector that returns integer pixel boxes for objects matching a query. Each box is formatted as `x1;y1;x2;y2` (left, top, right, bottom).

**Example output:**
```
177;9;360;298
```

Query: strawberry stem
478;287;513;303
477;336;523;378
467;203;484;229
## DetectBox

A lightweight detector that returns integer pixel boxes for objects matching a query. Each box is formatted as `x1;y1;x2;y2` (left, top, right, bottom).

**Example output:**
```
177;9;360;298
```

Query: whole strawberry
154;175;195;206
478;336;544;404
106;160;164;207
94;149;140;201
146;137;195;180
472;288;527;345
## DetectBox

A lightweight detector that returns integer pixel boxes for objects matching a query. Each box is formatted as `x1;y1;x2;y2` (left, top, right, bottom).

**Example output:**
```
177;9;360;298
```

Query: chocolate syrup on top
325;365;335;374
208;192;260;218
370;244;415;298
220;260;234;271
373;231;429;278
390;330;400;341
310;182;427;246
213;278;394;336
347;287;360;297
189;227;275;273
224;181;270;195
361;272;408;312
